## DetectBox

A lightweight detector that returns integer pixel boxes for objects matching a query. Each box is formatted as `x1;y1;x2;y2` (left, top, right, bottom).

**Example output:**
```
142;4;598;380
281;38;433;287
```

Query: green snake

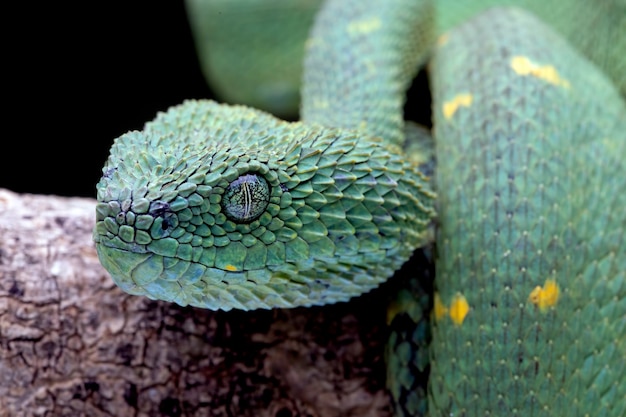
93;0;626;415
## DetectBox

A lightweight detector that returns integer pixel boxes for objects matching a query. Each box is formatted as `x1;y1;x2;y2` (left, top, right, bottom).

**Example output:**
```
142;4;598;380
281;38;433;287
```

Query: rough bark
0;188;394;417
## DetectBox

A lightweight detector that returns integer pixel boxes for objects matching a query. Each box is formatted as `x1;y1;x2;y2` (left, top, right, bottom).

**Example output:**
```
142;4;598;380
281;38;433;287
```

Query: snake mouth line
95;242;330;311
95;242;261;279
96;239;148;254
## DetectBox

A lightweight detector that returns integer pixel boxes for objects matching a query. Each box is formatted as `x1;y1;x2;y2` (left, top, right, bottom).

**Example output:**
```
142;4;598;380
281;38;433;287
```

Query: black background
4;2;430;199
4;2;214;197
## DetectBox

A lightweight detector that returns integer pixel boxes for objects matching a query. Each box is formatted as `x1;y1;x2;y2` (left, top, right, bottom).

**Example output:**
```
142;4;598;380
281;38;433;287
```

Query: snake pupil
222;173;270;223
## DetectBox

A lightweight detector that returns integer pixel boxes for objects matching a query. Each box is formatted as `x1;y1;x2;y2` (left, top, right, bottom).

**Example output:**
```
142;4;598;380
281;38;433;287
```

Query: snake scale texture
94;0;625;415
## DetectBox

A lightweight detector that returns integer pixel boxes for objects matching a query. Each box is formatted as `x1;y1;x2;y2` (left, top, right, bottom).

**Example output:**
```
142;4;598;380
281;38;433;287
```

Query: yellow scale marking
510;56;571;88
442;93;473;119
449;293;470;325
347;17;382;35
312;99;330;109
434;292;470;326
224;264;238;272
434;293;447;321
529;278;560;311
437;33;449;46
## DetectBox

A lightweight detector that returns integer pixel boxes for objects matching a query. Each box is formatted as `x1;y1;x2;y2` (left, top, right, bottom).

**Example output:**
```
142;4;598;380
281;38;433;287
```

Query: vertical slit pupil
222;173;271;222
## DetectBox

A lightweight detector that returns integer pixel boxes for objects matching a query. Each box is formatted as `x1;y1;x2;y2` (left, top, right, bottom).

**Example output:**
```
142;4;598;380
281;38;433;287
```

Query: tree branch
0;188;392;417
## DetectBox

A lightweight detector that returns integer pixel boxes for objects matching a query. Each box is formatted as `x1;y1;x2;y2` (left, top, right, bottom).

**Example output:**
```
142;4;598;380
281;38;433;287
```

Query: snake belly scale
94;0;626;415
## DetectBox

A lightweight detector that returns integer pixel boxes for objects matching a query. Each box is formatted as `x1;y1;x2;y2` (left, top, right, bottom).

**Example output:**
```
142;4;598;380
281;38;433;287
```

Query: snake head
94;100;434;310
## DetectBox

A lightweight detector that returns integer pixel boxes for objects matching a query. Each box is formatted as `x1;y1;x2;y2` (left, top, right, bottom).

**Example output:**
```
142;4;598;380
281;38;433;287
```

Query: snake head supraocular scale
94;100;435;310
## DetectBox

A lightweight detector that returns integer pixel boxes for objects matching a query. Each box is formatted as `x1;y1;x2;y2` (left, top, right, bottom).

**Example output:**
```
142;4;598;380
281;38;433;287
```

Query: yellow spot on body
529;278;560;311
347;17;381;35
434;293;447;321
510;56;570;88
304;37;320;50
224;264;238;272
442;93;473;119
313;99;329;109
437;33;449;46
449;293;470;326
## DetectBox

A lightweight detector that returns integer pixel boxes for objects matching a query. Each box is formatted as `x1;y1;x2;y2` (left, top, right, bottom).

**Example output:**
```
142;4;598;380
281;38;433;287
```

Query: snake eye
222;173;270;223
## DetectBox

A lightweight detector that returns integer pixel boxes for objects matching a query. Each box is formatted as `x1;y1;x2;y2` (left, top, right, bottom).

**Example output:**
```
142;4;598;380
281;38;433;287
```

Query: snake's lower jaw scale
94;234;425;311
96;240;376;310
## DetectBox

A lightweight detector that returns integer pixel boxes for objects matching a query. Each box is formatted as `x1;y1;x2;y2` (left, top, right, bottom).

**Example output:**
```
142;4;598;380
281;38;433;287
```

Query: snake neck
300;0;435;147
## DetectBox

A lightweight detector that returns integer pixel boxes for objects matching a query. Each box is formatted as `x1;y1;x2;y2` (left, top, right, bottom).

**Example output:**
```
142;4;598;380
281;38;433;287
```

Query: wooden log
0;188;392;417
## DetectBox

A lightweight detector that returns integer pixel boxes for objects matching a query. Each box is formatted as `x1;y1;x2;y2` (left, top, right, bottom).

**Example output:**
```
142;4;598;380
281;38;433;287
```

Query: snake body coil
95;0;625;415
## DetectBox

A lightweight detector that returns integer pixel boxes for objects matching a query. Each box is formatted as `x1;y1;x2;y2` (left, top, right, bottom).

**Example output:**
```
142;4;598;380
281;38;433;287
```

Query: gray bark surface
0;188;391;417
